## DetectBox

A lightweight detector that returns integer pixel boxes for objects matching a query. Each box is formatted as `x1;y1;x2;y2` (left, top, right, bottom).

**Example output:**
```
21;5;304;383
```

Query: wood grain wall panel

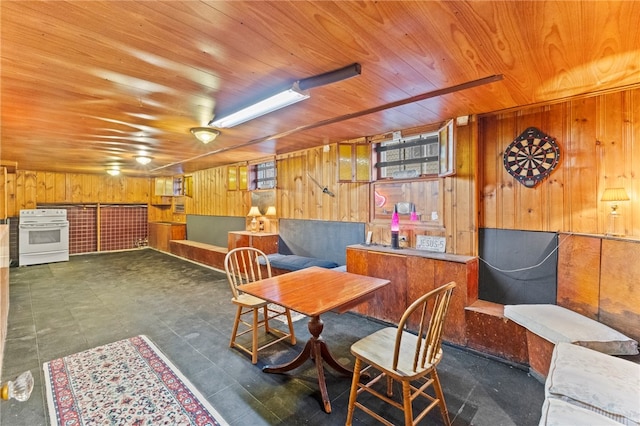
6;173;16;217
0;225;8;375
479;87;639;239
599;238;640;342
478;117;495;230
546;103;567;232
9;171;150;210
556;234;600;319
451;122;477;256
628;90;640;237
567;98;600;234
0;168;6;220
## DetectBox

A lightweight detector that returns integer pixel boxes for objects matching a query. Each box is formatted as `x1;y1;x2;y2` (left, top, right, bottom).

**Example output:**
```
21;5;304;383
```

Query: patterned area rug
43;335;228;426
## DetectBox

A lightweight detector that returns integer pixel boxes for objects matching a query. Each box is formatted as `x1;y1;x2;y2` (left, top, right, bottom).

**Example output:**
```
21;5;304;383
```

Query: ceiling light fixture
190;127;221;144
210;83;309;129
106;168;120;176
135;156;152;165
209;63;361;129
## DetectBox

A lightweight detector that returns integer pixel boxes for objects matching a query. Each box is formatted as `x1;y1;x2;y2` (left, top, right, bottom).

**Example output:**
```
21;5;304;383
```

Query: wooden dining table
238;266;390;413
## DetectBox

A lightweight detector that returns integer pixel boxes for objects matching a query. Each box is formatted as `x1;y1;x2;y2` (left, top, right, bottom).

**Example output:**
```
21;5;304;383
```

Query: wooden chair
224;247;296;364
346;281;456;426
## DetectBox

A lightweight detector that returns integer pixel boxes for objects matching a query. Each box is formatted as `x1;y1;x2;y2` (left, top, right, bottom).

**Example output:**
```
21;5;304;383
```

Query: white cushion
539;398;622;426
545;342;640;426
504;304;638;355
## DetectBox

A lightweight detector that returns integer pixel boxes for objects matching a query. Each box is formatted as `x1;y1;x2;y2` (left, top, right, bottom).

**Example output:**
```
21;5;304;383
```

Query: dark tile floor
1;249;544;425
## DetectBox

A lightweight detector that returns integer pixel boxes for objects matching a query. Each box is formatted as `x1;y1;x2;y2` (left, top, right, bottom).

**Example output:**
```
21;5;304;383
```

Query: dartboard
503;127;560;188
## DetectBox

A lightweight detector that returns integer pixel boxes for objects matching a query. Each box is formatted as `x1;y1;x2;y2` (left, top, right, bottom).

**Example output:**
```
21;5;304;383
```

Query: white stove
19;209;69;266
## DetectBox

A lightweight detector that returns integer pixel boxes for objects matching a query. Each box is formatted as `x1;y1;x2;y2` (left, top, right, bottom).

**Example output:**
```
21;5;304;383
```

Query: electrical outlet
399;235;408;242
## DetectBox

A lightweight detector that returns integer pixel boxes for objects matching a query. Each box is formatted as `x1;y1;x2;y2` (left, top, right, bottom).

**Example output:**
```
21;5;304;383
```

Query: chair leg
251;308;259;364
401;380;413;426
431;370;451;426
230;305;242;348
386;374;394;397
285;308;296;345
263;305;270;334
345;358;363;426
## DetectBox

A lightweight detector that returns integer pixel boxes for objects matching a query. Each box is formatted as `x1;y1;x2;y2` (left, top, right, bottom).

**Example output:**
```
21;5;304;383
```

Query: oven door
19;222;69;255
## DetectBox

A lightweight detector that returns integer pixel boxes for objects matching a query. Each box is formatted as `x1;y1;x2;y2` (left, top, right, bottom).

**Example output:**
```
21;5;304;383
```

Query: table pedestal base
263;315;351;413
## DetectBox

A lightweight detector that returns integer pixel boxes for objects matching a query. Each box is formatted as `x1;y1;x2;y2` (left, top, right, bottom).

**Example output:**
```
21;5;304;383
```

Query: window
251;160;276;190
375;120;454;179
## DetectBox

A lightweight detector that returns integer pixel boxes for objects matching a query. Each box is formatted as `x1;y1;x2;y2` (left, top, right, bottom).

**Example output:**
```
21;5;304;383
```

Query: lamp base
391;231;400;250
605;211;625;237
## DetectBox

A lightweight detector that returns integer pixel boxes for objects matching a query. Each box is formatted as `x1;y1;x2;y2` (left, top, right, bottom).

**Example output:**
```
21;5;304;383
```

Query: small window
375;134;439;179
374;120;454;179
251;160;276;190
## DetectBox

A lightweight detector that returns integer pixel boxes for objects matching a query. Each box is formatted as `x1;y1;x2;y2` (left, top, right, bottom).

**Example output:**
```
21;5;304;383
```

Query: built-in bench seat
264;253;339;271
168;214;246;270
504;304;638;379
264;219;365;276
169;240;227;270
539;342;640;426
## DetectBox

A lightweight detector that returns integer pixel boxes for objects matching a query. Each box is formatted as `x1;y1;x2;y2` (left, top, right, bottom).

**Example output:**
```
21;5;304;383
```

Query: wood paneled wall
0;225;8;376
183;136;477;256
479;87;640;238
276;144;370;223
3;171;151;217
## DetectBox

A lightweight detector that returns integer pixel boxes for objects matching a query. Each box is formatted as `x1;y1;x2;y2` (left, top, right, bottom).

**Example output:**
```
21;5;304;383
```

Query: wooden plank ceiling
2;1;639;176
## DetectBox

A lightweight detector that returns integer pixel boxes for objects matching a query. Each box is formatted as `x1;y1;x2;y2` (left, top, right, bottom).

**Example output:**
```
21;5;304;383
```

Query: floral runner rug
43;335;228;426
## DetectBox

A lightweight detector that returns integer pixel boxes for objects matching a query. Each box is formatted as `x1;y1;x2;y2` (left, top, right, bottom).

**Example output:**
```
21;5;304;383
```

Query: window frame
373;120;455;180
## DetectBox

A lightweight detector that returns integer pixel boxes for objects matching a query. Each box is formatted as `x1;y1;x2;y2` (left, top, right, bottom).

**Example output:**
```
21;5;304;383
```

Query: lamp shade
265;206;277;216
601;188;630;202
391;205;400;232
247;206;261;217
190;127;220;144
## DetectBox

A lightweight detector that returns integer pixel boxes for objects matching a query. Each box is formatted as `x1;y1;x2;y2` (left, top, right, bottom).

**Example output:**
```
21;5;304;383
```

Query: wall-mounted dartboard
503;127;560;188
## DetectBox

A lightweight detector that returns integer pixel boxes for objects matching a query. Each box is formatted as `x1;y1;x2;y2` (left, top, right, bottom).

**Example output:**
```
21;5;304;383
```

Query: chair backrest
224;247;272;298
393;281;456;372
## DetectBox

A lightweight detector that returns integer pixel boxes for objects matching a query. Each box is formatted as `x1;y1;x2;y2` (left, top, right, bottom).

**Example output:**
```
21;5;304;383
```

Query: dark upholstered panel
186;215;246;247
479;228;557;305
277;219;365;266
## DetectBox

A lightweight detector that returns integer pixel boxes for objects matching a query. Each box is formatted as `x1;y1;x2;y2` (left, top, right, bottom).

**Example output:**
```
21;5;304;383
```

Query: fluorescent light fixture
210;82;309;128
135;156;152;165
190;127;220;144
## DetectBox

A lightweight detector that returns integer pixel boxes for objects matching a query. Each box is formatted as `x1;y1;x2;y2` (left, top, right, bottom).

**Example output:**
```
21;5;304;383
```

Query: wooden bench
464;300;528;365
505;304;638;380
169;240;227;270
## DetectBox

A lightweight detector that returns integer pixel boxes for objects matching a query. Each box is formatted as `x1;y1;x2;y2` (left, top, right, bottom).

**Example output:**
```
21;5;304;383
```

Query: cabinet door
251;234;278;254
338;143;371;182
365;251;407;323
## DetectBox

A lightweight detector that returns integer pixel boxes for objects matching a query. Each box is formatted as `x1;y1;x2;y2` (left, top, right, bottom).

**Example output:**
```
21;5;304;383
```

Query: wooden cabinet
346;244;478;346
148;222;186;252
338;143;371;182
228;231;279;254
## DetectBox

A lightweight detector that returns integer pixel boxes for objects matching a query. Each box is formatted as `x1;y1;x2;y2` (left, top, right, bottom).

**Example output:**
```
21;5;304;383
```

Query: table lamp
247;206;261;233
601;187;630;236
